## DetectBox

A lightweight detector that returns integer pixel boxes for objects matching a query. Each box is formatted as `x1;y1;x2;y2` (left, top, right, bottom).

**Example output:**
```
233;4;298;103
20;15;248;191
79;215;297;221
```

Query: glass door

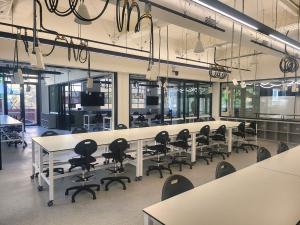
6;83;38;125
24;84;38;125
7;84;22;120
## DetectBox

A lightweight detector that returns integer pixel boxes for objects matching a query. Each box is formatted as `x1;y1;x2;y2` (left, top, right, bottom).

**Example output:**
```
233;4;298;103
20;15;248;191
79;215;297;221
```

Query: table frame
31;121;238;206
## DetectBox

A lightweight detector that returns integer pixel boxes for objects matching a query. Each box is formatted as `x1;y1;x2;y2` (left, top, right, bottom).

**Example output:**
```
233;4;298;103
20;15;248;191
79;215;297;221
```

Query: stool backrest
155;131;170;145
72;127;87;134
41;131;58;137
116;124;128;130
238;122;245;133
277;142;289;154
216;125;226;136
176;129;190;142
249;121;256;130
215;161;236;179
109;138;130;162
257;147;271;162
200;125;210;137
161;175;194;201
74;139;97;157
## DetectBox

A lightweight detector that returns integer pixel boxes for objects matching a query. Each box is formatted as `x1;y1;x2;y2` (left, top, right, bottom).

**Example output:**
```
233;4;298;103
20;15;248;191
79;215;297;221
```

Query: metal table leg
21;123;25;148
191;133;196;163
48;152;54;207
31;141;36;179
228;128;233;153
38;145;43;191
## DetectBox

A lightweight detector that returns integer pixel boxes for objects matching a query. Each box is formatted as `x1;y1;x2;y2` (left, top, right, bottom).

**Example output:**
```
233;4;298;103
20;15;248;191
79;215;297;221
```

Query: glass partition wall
129;75;212;127
220;79;300;121
49;73;114;131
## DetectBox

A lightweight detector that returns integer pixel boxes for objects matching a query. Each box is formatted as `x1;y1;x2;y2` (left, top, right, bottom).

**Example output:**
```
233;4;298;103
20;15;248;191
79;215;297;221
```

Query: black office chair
242;121;259;151
209;125;229;161
215;161;236;179
65;139;100;203
138;121;149;127
161;175;194;201
71;127;88;134
116;124;128;130
257;147;271;162
135;114;146;127
277;142;289;154
196;125;211;165
100;138;131;191
34;131;64;179
168;129;193;171
146;131;172;178
232;122;248;153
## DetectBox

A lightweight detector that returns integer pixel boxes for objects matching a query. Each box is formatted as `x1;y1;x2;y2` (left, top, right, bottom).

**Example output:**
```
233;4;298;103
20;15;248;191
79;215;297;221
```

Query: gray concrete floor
0;126;286;225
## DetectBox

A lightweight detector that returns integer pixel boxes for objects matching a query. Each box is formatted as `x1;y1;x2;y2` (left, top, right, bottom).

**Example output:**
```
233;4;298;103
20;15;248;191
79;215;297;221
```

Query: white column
212;82;220;120
117;72;130;127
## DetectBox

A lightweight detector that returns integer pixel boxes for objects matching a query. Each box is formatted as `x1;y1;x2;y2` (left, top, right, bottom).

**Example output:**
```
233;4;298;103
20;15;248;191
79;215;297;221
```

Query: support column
212;82;220;120
117;72;130;127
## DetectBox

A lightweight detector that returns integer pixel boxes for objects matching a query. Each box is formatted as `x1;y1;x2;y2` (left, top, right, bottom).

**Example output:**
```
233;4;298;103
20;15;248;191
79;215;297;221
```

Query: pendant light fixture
74;1;92;25
194;32;204;53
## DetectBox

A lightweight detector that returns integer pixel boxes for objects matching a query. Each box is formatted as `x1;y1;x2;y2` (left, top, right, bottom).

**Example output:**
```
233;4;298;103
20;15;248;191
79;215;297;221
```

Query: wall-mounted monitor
146;96;159;106
81;92;105;106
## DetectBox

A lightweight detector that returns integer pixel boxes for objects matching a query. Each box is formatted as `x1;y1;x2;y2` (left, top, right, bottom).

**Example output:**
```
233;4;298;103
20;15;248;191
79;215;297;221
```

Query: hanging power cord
135;2;154;70
209;47;228;79
127;0;141;32
116;0;129;32
44;0;109;22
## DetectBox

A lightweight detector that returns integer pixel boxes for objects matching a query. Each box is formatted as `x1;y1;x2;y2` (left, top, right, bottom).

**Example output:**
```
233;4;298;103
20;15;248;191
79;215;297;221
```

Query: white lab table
0;115;25;170
256;145;300;177
143;144;300;225
31;120;239;206
143;165;300;225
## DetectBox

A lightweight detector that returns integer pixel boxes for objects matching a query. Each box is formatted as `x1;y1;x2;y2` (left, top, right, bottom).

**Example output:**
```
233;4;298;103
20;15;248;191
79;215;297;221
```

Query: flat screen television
146;96;159;106
81;92;105;106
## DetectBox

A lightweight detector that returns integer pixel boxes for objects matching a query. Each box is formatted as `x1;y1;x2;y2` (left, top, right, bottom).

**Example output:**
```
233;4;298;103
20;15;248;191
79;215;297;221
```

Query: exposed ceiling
0;0;299;80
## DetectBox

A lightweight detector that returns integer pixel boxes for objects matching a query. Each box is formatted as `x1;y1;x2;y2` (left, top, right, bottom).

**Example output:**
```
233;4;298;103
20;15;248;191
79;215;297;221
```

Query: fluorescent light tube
269;34;300;50
191;0;258;30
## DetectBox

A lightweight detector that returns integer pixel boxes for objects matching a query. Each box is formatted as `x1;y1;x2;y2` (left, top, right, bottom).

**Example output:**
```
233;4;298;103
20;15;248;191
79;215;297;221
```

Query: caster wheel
71;199;75;203
128;180;131;183
65;191;69;196
135;177;139;181
30;175;34;180
38;186;43;192
138;176;142;181
123;187;126;190
47;201;53;207
93;196;96;200
105;188;108;191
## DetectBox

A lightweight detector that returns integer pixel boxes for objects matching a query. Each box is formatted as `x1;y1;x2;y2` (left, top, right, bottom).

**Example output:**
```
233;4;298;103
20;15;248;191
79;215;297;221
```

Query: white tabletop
32;121;239;152
143;166;300;225
256;145;300;177
0;115;22;126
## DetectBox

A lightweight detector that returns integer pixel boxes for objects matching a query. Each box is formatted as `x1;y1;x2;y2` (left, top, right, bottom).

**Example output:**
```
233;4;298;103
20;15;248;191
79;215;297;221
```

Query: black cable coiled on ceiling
135;14;154;68
279;55;299;74
209;65;228;79
116;0;141;32
43;0;110;22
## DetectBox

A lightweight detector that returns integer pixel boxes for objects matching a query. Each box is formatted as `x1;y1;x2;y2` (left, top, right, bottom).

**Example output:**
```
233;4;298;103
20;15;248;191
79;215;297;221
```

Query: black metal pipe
0;21;149;54
176;57;251;72
0;31;215;72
